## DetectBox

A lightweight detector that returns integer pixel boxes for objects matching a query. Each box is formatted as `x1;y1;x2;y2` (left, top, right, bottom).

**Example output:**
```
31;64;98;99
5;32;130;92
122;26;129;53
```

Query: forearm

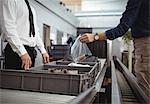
36;34;46;54
104;0;142;40
97;32;107;40
105;23;129;40
5;35;27;56
2;0;27;56
36;35;49;64
97;23;129;40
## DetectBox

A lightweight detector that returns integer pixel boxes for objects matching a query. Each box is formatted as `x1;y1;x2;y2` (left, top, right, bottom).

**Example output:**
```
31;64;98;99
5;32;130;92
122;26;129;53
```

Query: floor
0;89;76;104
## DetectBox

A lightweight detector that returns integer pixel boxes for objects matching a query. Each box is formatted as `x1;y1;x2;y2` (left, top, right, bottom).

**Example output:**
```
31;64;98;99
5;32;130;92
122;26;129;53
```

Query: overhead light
74;11;122;17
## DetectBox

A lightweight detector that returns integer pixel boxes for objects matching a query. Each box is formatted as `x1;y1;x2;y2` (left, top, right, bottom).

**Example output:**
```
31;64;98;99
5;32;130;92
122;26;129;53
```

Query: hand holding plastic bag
71;35;92;62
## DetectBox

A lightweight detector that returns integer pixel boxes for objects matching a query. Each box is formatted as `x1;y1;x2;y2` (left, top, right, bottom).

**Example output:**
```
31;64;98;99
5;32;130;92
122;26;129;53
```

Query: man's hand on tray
42;53;50;64
21;53;32;70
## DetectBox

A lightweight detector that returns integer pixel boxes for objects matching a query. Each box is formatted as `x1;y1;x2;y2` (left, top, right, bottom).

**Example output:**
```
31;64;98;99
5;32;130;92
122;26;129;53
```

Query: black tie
24;0;35;37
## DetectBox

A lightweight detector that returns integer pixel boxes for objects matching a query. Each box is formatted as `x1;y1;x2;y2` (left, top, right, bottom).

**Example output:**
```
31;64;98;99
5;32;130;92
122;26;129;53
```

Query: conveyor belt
112;57;149;104
116;69;138;104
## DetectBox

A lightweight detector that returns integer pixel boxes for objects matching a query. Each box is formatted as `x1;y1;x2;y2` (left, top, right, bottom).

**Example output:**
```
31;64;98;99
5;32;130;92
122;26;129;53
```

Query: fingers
79;34;89;43
42;53;49;64
24;61;30;71
29;59;32;67
46;55;50;63
21;53;32;70
43;55;47;64
79;33;94;43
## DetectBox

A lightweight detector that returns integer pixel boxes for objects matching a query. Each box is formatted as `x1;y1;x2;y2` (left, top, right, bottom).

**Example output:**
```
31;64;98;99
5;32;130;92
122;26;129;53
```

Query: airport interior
0;0;149;104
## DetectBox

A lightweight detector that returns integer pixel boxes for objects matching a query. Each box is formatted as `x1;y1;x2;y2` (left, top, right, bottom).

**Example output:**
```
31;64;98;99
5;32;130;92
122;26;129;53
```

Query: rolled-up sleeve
105;0;143;40
2;0;27;56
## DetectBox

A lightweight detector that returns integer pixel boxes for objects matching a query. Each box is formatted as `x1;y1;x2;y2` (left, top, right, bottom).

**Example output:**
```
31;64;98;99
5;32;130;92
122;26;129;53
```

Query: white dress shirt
0;0;2;34
1;0;46;56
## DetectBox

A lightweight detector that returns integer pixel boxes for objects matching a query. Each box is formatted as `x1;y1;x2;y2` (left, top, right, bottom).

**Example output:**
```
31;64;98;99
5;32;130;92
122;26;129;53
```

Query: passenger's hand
42;53;49;64
21;53;32;70
79;33;95;43
80;32;107;43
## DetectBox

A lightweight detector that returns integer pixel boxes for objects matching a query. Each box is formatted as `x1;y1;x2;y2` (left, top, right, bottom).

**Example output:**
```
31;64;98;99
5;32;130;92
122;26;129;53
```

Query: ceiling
61;0;81;12
61;0;81;5
60;0;128;12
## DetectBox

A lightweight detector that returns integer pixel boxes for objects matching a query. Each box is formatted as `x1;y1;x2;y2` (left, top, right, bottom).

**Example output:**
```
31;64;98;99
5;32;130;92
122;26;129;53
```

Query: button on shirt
1;0;46;56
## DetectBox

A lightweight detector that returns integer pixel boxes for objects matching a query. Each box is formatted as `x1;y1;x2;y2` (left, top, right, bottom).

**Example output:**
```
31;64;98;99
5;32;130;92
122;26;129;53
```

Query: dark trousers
4;44;37;70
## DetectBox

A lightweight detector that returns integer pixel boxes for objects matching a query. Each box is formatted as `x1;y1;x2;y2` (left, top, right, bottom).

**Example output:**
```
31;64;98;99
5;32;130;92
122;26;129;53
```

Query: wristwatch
94;33;99;41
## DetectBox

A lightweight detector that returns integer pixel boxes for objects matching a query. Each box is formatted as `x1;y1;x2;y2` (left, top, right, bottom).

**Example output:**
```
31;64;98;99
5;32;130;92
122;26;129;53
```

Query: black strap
24;0;35;37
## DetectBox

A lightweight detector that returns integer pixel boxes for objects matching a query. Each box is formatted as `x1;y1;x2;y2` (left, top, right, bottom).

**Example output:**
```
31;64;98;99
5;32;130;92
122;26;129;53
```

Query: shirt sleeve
2;0;27;56
35;30;47;54
32;8;47;54
105;0;143;40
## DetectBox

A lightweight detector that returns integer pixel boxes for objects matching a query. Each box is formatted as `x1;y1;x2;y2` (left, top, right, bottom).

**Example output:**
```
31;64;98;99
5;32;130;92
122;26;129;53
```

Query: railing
111;60;121;104
113;56;149;103
70;61;107;104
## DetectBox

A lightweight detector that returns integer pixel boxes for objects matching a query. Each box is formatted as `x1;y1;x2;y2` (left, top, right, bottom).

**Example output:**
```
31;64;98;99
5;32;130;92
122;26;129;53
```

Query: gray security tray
0;63;99;95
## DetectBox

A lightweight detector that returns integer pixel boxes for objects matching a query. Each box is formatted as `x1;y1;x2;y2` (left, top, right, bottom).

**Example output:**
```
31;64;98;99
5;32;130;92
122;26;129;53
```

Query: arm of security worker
33;8;49;64
2;0;31;70
35;32;49;64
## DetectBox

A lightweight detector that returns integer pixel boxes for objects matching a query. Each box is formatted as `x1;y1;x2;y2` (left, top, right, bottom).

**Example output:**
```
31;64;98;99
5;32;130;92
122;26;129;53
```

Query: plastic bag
71;35;92;62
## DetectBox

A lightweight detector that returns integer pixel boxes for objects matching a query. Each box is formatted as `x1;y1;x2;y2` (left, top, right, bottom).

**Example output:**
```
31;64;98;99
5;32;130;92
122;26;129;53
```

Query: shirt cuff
40;47;47;54
98;32;107;40
17;46;27;57
105;31;115;40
